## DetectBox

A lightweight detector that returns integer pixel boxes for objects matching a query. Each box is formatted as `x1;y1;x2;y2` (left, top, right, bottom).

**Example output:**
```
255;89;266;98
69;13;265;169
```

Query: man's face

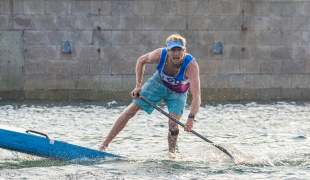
168;47;185;65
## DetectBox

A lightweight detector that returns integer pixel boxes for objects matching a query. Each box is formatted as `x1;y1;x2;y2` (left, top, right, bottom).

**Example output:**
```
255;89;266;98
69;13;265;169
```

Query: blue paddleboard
0;125;123;160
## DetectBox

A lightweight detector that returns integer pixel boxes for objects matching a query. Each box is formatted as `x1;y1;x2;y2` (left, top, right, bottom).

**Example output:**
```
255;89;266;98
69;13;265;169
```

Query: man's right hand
131;88;141;99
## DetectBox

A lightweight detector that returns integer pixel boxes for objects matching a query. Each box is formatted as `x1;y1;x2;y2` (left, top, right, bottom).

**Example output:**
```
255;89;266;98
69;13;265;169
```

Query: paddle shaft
139;95;236;164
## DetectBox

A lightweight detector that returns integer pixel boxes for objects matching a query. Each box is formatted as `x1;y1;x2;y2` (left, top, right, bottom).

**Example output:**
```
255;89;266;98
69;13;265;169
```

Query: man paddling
100;34;201;154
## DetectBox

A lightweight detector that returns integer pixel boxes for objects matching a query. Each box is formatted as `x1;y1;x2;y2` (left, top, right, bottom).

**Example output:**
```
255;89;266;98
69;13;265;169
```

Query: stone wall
0;0;310;102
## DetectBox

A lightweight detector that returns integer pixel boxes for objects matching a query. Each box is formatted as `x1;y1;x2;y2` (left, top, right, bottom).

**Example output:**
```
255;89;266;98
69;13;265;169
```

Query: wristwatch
188;113;195;119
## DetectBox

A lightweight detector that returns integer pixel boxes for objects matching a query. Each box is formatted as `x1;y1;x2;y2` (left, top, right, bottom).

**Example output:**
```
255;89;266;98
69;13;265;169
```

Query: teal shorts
133;72;188;116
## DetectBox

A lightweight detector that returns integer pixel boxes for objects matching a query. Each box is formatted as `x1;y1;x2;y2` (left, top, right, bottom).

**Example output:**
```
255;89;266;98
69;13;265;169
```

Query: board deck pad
0;125;123;160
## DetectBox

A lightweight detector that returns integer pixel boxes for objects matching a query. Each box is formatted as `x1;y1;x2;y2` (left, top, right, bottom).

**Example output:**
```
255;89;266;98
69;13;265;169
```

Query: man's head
166;34;186;50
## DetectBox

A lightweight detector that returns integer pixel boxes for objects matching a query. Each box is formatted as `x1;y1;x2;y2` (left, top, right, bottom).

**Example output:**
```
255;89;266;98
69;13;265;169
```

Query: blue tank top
156;48;195;93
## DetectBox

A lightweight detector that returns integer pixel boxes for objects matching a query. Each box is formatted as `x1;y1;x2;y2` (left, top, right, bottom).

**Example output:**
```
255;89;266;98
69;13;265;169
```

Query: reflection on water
0;101;309;179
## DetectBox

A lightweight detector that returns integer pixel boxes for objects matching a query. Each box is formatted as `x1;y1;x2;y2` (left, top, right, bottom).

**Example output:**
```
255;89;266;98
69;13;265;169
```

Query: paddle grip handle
26;130;49;139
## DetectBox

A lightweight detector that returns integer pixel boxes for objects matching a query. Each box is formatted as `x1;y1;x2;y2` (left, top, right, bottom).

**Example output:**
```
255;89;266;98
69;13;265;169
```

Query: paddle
137;94;237;164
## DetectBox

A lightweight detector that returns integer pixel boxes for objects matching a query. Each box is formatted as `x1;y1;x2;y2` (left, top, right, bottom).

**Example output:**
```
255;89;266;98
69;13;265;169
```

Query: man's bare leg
168;112;181;153
100;103;141;151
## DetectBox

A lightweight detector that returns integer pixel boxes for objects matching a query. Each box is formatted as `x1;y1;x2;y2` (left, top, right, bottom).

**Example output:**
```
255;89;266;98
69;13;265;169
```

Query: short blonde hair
166;34;186;47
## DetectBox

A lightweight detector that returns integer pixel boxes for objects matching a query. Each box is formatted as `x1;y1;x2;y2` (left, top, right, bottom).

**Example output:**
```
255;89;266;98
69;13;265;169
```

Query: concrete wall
0;0;310;102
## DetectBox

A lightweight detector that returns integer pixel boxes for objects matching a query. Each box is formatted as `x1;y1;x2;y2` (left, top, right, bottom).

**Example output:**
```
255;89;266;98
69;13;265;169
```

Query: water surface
0;101;309;179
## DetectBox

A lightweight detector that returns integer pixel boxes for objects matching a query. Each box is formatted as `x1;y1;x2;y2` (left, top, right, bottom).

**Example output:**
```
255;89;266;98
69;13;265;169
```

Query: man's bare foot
99;144;107;151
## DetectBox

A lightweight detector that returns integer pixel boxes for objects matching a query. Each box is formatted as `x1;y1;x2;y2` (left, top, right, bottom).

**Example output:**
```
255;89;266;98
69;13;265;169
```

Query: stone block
111;1;134;16
68;30;93;45
281;31;301;46
76;75;101;90
201;88;218;102
111;90;132;101
251;16;271;31
271;74;291;88
90;60;112;75
240;60;260;74
240;88;282;101
69;1;111;15
271;16;292;31
239;1;255;16
197;31;214;46
57;15;79;29
166;16;186;30
78;45;100;60
55;75;75;89
229;75;250;88
46;0;68;14
100;75;122;91
199;60;219;74
215;31;241;46
251;46;271;61
292;74;310;88
25;61;46;75
25;74;56;90
0;90;24;100
133;31;161;45
260;31;281;45
220;1;240;15
269;2;293;16
25;89;46;99
25;30;46;45
93;30;113;46
0;15;9;29
292;45;310;60
88;90;112;101
260;60;281;74
292;16;310;31
68;89;91;100
282;88;310;101
122;75;136;91
68;61;90;75
154;0;177;16
46;30;67;45
98;16;122;30
46;89;68;100
184;44;209;61
112;31;133;44
112;60;135;75
208;16;233;31
24;0;45;15
230;46;250;60
13;0;24;14
143;16;166;30
26;45;57;60
123;15;144;30
218;88;240;102
208;74;229;88
134;1;155;15
282;59;303;74
79;15;100;30
303;59;310;73
46;61;68;75
249;75;270;89
200;74;208;88
34;15;57;30
12;15;32;29
187;16;209;31
295;2;310;17
302;32;310;45
0;0;11;14
101;45;122;60
121;44;146;61
271;46;291;61
219;60;240;74
185;1;219;16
